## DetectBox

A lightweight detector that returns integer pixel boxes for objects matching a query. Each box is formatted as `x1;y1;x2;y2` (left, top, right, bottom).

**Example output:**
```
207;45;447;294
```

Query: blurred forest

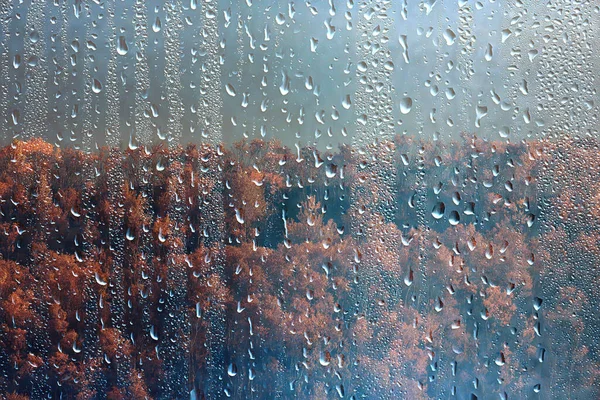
0;136;598;399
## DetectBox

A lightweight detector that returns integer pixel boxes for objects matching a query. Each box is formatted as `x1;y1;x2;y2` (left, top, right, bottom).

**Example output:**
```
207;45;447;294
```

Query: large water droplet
432;202;445;219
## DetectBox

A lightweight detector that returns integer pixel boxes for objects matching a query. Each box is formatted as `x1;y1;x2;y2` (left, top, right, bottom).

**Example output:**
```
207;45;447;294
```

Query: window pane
0;1;598;399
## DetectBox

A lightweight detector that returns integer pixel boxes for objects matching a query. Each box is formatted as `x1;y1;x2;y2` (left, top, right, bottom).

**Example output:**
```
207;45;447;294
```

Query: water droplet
92;79;103;94
400;97;413;114
117;36;128;55
432;202;445;219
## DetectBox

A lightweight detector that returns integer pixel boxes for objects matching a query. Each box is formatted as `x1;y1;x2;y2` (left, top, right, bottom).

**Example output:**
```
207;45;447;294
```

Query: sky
0;0;598;150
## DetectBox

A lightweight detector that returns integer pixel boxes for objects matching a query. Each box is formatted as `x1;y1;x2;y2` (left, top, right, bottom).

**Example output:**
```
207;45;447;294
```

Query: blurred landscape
0;136;598;399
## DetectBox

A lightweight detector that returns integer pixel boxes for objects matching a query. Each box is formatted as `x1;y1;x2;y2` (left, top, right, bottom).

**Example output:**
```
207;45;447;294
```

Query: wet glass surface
0;1;599;399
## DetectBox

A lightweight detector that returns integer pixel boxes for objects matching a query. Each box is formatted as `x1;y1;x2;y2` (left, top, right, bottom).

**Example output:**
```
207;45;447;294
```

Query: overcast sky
0;0;597;150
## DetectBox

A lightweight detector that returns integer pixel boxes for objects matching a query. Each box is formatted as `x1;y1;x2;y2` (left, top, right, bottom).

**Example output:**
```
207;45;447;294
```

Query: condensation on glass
0;0;598;399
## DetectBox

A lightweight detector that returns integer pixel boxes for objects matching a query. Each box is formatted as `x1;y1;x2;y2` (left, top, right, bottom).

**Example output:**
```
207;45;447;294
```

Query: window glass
0;1;598;398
